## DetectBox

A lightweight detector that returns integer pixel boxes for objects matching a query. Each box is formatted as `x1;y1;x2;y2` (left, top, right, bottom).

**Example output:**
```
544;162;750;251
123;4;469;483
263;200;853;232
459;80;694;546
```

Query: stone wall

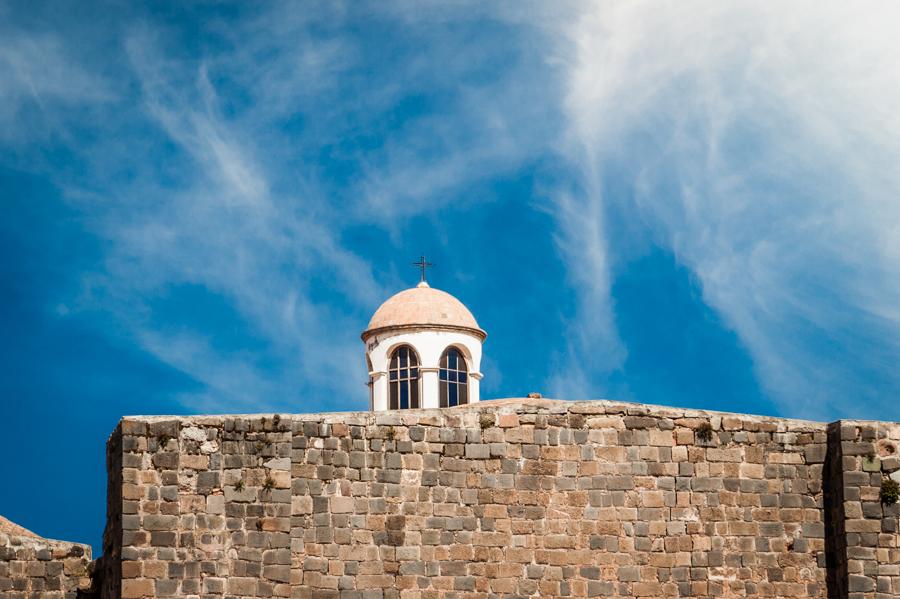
100;399;900;599
832;420;900;598
0;530;93;598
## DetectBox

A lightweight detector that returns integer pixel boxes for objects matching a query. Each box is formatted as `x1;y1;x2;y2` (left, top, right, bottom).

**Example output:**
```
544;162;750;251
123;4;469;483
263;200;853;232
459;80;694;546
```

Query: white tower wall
365;327;483;410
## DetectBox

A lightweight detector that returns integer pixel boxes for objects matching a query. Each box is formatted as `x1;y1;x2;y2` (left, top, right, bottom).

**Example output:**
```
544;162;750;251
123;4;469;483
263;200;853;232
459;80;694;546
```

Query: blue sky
3;1;900;551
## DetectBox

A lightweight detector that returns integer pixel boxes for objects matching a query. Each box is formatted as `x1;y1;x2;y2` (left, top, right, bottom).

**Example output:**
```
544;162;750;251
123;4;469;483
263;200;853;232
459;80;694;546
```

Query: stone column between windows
468;371;482;404
419;366;440;409
371;372;388;411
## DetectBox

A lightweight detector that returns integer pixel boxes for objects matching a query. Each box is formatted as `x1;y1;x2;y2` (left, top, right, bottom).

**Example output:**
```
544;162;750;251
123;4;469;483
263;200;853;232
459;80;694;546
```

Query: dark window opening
389;345;420;409
439;346;468;408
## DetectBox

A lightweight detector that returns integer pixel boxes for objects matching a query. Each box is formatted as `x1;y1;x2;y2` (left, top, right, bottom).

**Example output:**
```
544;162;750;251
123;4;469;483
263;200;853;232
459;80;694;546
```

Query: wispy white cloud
90;3;570;410
117;29;388;409
546;185;625;399
5;1;900;420
549;1;900;418
0;30;113;145
47;19;389;412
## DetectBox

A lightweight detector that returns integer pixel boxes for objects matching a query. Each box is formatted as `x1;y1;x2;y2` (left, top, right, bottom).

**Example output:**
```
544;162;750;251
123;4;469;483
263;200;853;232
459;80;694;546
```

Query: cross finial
412;255;434;284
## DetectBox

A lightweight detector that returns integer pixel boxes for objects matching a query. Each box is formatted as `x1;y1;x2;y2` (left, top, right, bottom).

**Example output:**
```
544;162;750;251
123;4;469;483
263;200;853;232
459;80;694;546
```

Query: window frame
388;345;421;410
439;346;469;408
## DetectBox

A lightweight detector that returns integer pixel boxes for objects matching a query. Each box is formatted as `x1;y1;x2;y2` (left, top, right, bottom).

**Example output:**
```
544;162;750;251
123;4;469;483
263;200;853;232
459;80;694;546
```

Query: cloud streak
26;3;553;413
550;1;900;418
3;2;900;422
0;28;113;149
91;23;391;411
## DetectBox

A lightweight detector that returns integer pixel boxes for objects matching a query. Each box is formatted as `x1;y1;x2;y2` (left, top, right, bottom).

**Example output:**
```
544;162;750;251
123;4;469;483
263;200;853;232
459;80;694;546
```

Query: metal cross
412;255;434;283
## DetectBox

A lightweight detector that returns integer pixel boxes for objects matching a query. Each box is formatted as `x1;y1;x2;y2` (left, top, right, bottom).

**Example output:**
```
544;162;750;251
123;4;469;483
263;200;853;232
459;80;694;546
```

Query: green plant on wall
262;476;276;492
695;422;714;443
479;412;494;430
882;477;900;505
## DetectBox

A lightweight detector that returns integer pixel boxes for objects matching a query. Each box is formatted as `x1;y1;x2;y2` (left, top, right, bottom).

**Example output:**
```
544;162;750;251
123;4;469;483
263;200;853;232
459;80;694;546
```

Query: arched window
389;345;420;409
439;347;468;407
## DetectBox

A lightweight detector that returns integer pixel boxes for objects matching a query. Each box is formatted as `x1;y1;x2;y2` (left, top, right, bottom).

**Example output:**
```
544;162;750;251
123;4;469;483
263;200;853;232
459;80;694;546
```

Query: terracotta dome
362;282;486;340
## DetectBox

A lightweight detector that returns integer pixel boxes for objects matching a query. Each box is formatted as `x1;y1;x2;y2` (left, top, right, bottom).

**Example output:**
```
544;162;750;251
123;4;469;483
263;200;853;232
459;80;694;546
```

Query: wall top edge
0;532;92;554
114;398;898;429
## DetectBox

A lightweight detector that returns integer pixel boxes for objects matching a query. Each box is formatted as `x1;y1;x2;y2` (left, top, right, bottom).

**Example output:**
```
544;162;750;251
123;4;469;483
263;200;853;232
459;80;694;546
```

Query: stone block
587;580;615;596
881;455;900;471
740;463;765;479
846;519;882;533
142;515;178;530
804;444;827;463
848;574;875;592
331;496;354;514
122;578;155;598
120;420;148;436
649;430;675;446
863;455;882;472
464;444;491;459
496;413;518;428
207;495;225;514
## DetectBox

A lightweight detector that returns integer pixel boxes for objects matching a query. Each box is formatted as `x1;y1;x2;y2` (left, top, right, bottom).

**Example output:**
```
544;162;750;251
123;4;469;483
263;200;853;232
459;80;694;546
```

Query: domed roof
362;282;486;340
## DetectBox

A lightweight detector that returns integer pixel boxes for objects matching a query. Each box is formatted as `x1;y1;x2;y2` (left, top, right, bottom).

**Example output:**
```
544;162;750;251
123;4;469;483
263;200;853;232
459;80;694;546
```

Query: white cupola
361;276;486;411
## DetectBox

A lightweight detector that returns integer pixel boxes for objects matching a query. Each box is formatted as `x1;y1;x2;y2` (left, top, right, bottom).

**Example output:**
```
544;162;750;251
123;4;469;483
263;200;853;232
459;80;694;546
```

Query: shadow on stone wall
823;422;847;599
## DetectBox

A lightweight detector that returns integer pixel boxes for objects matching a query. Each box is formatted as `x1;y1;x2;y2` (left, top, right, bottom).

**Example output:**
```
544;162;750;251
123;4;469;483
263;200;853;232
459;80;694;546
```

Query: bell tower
361;260;486;411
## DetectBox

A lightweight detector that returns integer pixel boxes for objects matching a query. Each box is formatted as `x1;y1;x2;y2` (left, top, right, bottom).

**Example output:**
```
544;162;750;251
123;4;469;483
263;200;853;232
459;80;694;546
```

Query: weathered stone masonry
98;399;900;599
0;529;93;598
826;420;900;597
